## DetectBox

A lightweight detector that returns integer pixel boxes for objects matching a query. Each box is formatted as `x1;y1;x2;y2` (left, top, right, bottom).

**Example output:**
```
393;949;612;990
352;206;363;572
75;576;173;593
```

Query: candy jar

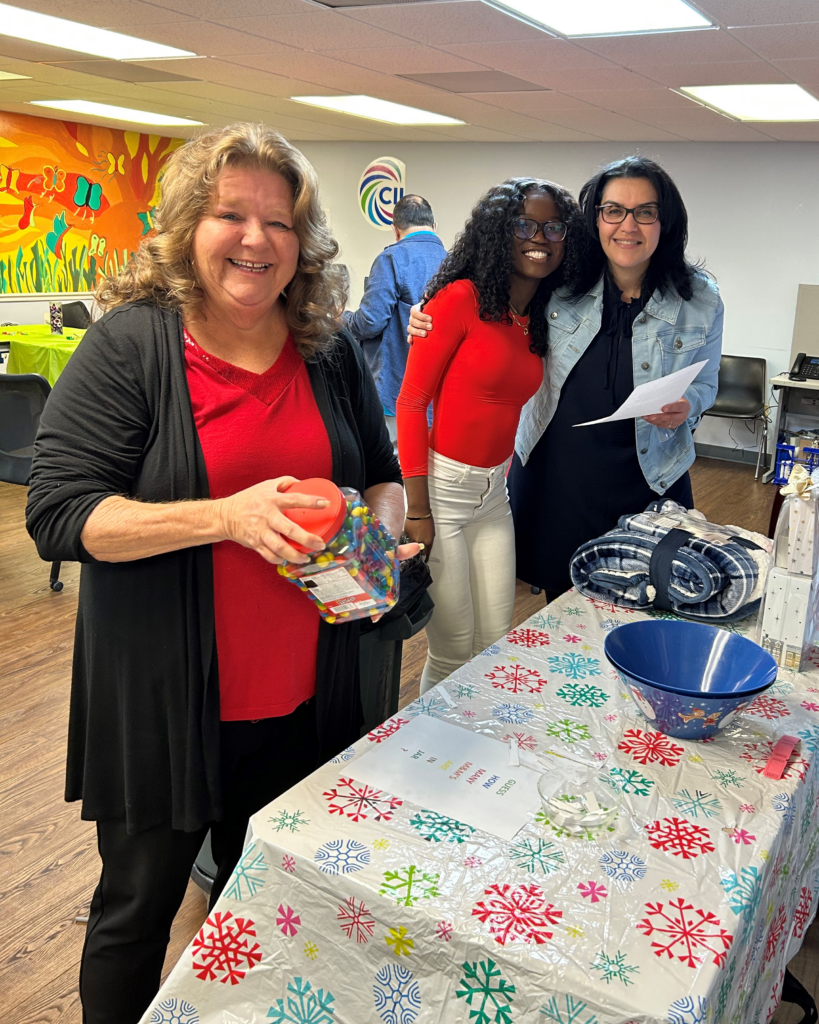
278;478;398;624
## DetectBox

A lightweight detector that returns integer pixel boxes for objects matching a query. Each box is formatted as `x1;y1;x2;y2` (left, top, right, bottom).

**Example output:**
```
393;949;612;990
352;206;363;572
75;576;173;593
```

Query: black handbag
359;543;433;633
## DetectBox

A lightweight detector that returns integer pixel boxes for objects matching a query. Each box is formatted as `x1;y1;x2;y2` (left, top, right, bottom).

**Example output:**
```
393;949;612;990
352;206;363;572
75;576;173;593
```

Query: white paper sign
574;359;708;427
351;716;541;840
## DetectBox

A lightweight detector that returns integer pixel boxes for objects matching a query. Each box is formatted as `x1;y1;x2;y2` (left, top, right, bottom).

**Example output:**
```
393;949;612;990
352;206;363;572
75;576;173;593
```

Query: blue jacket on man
342;230;446;416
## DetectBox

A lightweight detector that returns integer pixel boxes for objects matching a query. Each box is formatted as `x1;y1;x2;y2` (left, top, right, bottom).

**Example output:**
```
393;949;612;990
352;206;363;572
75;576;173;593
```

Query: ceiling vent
41;60;201;83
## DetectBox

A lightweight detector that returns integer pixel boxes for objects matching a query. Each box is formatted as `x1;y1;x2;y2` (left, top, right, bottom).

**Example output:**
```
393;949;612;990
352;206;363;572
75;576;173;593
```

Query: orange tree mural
0;111;184;293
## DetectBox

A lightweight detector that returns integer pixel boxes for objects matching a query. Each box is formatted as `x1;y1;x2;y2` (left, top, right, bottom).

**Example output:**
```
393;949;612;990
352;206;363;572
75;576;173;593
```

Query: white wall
299;140;819;453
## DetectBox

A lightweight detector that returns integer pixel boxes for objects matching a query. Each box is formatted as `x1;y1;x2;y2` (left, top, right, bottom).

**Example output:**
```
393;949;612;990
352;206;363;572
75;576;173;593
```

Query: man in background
343;194;445;442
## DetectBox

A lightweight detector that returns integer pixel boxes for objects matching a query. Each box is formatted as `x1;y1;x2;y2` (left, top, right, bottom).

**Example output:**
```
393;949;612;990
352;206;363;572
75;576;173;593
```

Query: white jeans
420;450;516;694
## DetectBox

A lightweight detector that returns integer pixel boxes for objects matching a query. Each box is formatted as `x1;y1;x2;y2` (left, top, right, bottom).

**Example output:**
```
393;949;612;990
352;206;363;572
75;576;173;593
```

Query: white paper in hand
574;359;708;427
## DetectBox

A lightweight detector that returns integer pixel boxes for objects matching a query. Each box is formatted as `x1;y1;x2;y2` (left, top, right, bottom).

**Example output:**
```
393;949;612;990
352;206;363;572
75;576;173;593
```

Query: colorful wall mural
0;111;185;294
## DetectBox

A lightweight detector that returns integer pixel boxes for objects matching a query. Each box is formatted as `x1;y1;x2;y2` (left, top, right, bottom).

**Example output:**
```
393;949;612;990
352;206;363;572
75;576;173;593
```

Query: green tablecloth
4;325;85;387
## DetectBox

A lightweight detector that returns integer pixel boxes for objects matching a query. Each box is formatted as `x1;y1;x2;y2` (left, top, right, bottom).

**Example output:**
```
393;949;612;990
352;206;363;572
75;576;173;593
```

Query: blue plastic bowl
604;620;778;739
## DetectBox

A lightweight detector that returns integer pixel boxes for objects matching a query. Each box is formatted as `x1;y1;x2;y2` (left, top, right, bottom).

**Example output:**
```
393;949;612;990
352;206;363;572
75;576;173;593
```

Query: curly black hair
423;177;582;357
572;155;701;302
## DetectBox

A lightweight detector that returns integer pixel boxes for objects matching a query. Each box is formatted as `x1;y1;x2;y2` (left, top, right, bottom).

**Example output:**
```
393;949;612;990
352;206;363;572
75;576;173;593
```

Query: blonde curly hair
96;122;346;357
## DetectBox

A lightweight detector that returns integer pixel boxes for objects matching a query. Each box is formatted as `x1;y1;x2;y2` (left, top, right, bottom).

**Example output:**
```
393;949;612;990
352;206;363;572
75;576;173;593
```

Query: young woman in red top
397;178;581;692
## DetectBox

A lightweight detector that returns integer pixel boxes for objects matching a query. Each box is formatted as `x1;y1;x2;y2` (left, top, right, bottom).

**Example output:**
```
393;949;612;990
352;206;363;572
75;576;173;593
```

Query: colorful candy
278;484;399;624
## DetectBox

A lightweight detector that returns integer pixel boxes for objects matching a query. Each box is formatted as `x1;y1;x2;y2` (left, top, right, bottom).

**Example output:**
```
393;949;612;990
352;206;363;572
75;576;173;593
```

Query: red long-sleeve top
396;279;544;477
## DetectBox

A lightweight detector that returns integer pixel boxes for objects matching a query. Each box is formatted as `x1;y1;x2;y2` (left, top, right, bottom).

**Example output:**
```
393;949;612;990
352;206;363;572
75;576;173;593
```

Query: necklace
508;304;529;336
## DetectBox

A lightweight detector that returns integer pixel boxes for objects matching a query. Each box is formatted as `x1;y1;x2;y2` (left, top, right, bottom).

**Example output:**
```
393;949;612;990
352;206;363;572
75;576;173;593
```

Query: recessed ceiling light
0;2;195;60
30;100;204;127
0;70;30;80
680;84;819;121
492;0;710;36
291;95;465;126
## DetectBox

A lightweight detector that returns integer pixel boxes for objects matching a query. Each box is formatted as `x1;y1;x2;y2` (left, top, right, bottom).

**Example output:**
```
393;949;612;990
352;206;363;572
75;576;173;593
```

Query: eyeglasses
512;217;567;242
596;203;660;225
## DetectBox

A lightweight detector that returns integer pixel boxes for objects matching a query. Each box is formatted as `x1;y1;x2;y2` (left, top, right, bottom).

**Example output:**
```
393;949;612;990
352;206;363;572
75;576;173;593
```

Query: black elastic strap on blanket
648;528;691;612
782;967;818;1024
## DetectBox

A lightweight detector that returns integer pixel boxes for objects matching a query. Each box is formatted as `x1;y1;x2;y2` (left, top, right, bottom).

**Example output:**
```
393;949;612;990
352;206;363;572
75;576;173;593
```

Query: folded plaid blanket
570;501;772;623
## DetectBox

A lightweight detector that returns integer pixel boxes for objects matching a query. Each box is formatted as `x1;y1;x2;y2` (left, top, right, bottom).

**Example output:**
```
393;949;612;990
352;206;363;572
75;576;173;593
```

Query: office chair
61;301;91;329
704;355;769;480
0;373;63;591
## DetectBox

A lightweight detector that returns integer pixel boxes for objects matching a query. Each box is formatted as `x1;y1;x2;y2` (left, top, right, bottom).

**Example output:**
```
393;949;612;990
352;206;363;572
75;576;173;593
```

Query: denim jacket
515;271;723;494
342;231;445;415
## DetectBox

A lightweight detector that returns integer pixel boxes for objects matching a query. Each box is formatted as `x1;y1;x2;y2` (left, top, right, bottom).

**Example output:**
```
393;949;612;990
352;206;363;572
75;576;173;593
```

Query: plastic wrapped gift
772;465;819;577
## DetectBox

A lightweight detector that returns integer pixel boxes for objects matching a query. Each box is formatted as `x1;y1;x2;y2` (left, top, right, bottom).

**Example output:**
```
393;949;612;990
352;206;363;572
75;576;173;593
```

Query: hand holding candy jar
278;477;401;623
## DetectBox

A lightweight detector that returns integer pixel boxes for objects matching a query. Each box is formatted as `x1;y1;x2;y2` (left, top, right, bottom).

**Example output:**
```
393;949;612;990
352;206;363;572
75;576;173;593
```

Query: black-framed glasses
512;217;567;242
596;203;660;225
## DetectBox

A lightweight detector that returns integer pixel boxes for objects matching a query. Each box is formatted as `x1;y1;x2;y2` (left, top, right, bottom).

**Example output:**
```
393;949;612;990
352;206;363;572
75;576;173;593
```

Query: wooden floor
1;458;808;1023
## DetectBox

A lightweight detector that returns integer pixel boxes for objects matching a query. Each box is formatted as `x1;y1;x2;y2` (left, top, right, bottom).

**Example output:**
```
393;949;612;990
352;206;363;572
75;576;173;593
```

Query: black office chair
61;301;91;329
0;373;63;591
704;355;769;480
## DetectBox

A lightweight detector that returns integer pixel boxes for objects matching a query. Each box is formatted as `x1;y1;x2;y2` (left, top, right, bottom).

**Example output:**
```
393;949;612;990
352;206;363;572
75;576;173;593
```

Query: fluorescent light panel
495;0;710;36
0;70;29;80
680;84;819;121
0;2;194;60
30;100;203;127
291;95;465;126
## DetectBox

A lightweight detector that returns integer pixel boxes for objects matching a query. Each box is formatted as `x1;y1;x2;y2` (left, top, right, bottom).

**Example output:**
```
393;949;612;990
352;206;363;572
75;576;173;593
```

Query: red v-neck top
184;330;332;721
396;279;544;477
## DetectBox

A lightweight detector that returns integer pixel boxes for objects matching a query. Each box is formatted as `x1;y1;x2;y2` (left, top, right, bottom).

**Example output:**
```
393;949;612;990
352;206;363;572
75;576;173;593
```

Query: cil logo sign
359;156;405;230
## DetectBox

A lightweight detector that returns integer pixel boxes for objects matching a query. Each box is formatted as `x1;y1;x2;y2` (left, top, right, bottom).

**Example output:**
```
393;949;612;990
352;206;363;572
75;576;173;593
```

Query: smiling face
597;176;661;280
191;164;300;329
510;191;565;284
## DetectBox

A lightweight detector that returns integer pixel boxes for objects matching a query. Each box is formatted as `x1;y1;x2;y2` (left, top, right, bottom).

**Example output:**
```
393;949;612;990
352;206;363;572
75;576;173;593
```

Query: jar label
303;565;377;613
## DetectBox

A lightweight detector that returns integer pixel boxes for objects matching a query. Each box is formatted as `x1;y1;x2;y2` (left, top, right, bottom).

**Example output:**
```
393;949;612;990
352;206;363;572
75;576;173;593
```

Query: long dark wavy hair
572;155;701;302
423;178;582;357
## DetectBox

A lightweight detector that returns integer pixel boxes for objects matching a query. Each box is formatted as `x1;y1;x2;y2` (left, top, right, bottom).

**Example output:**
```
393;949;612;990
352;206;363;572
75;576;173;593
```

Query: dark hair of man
393;194;435;231
423;177;581;358
573;155;700;302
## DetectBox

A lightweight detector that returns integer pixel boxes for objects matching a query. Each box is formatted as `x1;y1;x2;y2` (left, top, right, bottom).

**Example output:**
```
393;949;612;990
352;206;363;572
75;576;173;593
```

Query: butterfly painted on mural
73;176;104;221
107;152;126;176
89;233;107;258
42;165;66;194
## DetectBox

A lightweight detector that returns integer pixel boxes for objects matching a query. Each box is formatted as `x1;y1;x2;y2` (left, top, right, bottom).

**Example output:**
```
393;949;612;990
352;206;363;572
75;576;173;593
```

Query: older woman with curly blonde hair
26;123;412;1024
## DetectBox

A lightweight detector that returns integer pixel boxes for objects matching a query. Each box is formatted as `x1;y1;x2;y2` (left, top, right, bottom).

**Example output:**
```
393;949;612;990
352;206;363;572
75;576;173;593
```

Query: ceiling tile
535;107;686;140
5;0;197;27
227;52;405;94
561;88;695;109
216;11;410;51
43;59;201;82
399;70;547;92
313;45;489;74
114;19;296;56
632;105;776;140
135;56;323;96
469;91;600;113
729;22;819;60
771;58;819;83
695;0;819;27
578;27;758;64
756;122;819;140
339;2;555;45
627;60;790;87
520;66;665;91
438;37;615;70
158;0;308;16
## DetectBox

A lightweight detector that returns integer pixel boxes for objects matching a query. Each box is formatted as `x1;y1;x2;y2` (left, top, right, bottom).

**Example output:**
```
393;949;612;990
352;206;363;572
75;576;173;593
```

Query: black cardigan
26;302;402;835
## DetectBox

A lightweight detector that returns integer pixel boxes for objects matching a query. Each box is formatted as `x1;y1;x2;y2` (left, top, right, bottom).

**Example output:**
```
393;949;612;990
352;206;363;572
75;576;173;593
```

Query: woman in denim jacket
510;156;722;599
409;156;722;602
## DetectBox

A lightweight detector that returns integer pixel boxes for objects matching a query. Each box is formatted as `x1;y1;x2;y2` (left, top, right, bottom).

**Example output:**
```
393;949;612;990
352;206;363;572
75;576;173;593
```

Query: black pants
80;700;318;1024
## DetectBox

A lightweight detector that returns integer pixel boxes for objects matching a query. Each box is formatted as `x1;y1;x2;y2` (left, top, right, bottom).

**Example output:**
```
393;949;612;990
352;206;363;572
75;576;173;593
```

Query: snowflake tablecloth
142;594;819;1024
